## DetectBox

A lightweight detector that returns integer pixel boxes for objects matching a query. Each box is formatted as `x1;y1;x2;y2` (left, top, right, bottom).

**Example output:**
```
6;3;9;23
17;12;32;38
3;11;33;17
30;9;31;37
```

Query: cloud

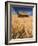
27;12;32;15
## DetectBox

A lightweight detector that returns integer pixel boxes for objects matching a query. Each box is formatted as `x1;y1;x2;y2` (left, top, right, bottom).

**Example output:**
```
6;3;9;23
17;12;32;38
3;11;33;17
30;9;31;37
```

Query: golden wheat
11;15;32;39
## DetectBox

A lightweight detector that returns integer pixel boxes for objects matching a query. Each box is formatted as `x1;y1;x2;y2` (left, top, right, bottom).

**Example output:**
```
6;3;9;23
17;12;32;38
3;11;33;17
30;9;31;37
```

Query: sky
11;6;33;16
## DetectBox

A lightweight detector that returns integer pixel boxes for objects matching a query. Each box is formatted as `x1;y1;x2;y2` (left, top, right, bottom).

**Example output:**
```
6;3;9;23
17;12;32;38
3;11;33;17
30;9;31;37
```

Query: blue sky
11;6;33;16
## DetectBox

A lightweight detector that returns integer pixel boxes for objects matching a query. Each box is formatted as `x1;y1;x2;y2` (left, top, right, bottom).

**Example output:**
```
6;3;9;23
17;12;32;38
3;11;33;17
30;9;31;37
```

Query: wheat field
11;15;33;39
